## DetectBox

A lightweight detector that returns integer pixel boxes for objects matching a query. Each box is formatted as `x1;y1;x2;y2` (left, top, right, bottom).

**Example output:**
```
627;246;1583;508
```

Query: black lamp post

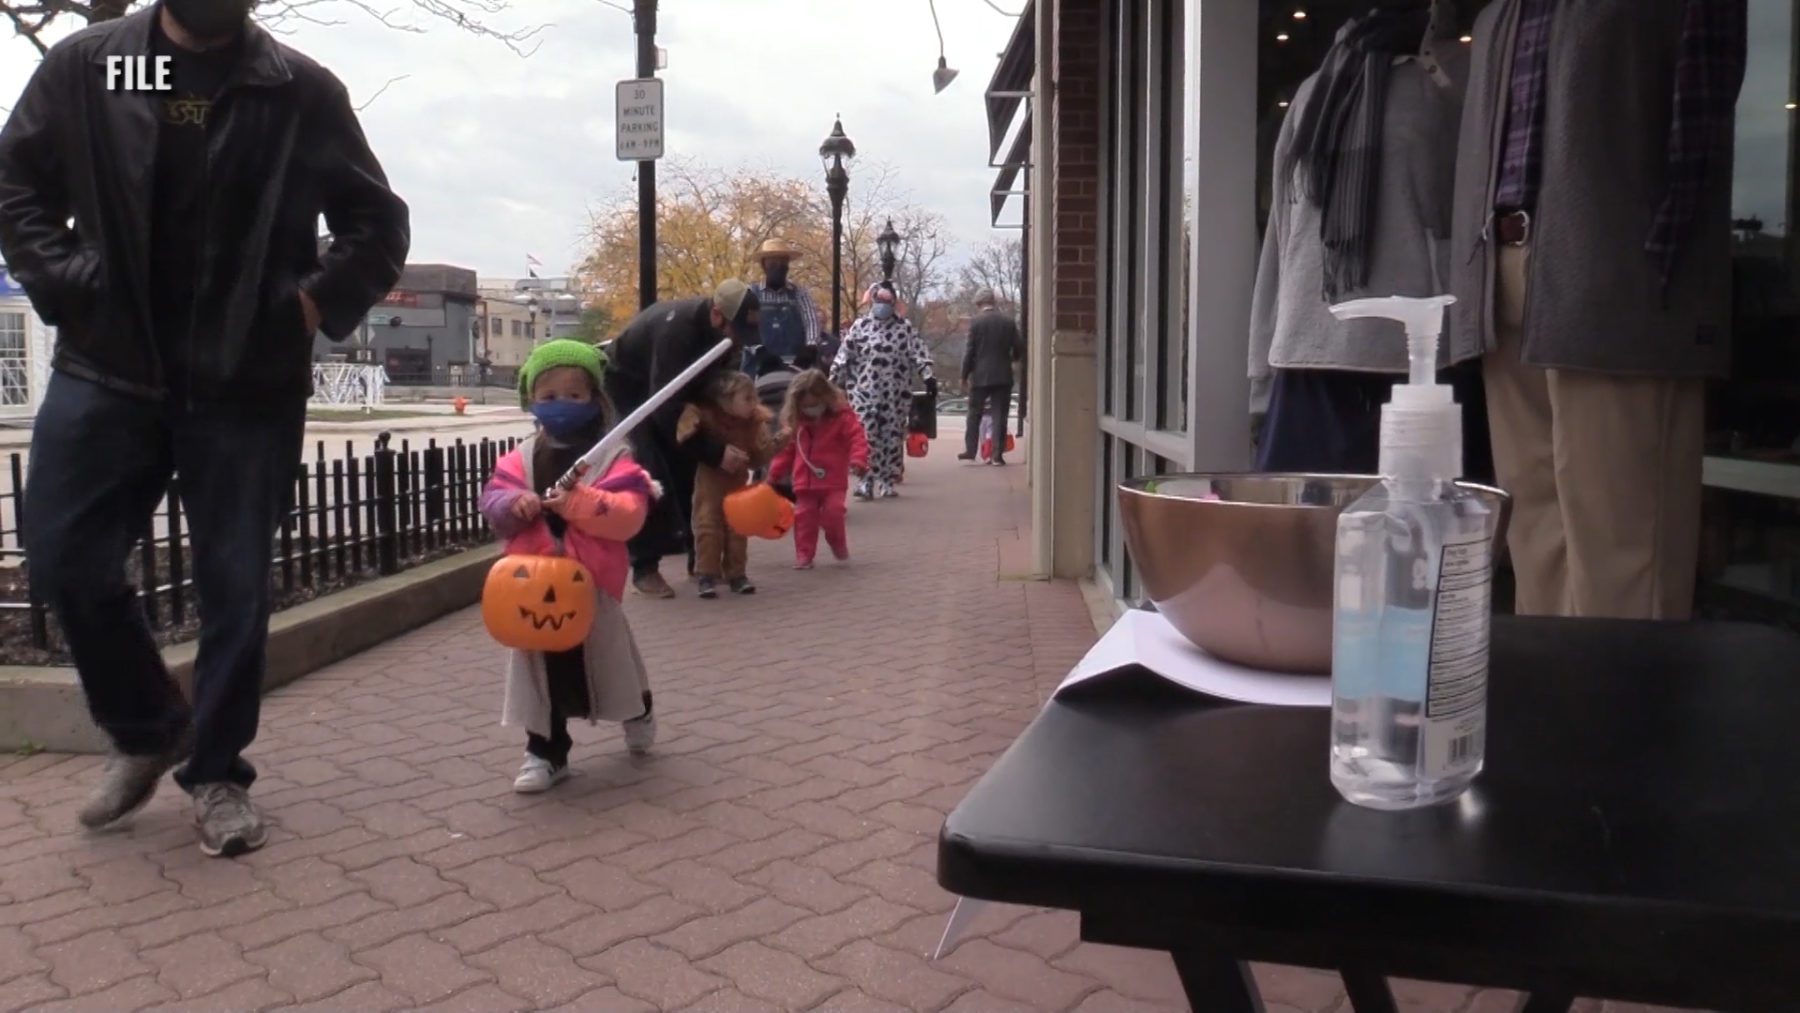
819;116;856;337
877;219;902;284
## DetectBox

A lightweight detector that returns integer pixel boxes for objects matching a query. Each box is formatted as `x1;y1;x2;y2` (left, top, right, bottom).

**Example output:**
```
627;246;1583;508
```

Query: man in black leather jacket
0;0;409;857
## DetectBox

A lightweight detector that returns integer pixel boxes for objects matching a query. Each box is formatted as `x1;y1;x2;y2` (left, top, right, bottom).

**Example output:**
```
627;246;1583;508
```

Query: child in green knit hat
480;339;660;792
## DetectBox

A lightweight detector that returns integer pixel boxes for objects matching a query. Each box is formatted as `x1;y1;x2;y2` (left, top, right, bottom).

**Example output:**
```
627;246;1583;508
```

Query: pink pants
794;488;848;564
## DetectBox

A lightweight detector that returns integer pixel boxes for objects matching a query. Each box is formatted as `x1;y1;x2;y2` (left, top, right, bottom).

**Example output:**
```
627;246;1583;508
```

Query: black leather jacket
0;6;410;404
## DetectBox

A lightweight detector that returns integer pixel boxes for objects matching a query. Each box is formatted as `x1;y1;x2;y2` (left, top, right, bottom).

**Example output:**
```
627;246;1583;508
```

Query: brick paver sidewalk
0;438;1676;1012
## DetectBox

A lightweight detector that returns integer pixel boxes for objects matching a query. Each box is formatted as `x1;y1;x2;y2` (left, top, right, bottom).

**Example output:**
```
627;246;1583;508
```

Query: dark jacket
0;7;410;405
606;296;739;470
962;309;1024;388
1450;0;1735;377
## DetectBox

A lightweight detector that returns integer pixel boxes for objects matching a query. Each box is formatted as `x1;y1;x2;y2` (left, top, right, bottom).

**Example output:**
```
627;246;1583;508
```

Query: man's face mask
765;261;789;289
164;0;255;39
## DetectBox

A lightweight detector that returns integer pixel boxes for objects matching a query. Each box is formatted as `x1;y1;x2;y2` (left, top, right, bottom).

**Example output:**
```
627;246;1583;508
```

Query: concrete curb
0;545;500;755
1078;577;1122;638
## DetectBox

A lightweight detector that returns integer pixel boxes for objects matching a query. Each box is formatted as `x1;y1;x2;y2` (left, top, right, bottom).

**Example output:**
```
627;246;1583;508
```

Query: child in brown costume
678;372;779;598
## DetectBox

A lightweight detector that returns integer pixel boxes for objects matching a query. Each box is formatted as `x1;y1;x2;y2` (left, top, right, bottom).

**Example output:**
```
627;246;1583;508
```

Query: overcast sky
1;0;1024;280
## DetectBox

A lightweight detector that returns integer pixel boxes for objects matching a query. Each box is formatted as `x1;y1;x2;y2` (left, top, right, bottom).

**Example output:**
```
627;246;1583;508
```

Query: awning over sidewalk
986;0;1034;227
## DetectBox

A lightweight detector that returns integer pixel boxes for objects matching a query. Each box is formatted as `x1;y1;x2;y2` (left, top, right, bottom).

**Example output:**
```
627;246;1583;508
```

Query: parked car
935;394;1020;417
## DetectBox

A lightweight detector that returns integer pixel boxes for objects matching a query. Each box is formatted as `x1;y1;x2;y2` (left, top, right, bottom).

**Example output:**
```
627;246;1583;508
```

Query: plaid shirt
1495;0;1747;288
1648;0;1747;288
1492;0;1555;212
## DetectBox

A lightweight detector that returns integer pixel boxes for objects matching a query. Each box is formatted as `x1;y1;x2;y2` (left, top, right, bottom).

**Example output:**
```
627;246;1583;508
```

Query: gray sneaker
193;783;269;858
78;727;193;831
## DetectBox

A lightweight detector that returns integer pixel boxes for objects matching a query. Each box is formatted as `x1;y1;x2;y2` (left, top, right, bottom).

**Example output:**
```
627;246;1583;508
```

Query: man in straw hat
606;279;761;598
748;238;821;365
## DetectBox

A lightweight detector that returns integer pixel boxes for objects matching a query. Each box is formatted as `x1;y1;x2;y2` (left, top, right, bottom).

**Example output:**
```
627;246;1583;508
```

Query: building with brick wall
995;0;1800;628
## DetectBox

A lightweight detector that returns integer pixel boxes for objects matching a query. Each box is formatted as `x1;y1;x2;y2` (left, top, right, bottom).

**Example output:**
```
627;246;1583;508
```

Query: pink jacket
768;407;870;493
479;446;654;601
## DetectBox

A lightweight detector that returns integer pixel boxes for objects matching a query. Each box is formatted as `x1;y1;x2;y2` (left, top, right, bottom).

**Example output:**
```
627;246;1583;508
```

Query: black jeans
604;374;696;578
526;648;589;768
964;383;1013;459
23;372;304;790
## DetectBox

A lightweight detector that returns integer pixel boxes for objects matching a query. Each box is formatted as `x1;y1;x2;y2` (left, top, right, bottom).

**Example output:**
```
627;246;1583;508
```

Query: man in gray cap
605;280;761;598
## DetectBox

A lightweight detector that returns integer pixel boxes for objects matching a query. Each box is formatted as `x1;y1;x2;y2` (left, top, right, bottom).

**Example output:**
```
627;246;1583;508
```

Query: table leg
1170;948;1265;1013
1513;993;1573;1013
1340;968;1399;1013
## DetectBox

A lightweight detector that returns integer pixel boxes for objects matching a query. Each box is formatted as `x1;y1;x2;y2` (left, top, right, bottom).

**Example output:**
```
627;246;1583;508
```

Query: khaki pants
1485;244;1704;619
691;465;748;581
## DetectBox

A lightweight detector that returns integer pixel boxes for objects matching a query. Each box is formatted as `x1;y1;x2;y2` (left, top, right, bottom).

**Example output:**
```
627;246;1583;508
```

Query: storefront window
1701;0;1800;630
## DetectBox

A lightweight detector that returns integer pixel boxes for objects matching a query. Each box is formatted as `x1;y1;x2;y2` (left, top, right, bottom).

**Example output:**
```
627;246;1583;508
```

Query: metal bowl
1117;473;1510;675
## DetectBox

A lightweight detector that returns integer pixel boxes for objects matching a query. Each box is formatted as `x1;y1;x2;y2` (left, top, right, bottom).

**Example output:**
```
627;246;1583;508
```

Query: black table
938;617;1800;1012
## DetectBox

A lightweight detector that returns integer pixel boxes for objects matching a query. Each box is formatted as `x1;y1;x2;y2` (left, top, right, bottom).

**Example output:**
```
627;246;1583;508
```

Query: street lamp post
472;299;491;405
877;219;902;284
819;117;856;337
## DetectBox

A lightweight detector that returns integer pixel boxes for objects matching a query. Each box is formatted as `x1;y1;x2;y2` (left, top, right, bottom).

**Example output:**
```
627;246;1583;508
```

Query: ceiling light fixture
1293;9;1308;20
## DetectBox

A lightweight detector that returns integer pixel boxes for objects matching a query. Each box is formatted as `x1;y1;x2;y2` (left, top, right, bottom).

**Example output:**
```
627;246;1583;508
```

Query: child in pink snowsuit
767;369;869;569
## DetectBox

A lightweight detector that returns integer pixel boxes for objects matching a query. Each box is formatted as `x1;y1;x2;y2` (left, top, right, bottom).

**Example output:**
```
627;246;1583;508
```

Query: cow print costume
832;310;935;498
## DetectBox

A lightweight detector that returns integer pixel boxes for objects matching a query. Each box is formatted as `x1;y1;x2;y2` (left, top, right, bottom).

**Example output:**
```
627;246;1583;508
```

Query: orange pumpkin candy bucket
481;554;597;652
724;483;795;540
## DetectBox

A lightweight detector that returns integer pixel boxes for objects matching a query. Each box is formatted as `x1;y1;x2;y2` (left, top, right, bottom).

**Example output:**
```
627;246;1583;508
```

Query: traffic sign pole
632;0;658;311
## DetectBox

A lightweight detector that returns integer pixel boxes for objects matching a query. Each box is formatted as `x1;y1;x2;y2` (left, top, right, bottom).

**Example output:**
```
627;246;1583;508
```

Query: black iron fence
0;436;519;650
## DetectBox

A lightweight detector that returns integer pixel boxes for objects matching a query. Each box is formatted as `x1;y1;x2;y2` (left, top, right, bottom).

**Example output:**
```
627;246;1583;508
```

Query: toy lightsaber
545;338;734;495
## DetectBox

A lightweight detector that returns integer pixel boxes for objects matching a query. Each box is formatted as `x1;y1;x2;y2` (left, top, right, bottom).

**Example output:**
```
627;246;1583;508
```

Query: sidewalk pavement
0;441;1677;1012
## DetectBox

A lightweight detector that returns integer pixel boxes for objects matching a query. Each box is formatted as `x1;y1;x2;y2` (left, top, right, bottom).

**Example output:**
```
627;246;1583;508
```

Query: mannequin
1450;0;1746;620
1250;0;1492;482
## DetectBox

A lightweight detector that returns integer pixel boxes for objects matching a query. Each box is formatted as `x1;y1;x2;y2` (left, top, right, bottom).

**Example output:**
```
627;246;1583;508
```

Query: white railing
309;363;390;409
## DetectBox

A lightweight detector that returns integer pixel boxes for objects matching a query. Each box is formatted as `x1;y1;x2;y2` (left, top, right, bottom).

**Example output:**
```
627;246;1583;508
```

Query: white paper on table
1056;607;1332;707
934;610;1331;960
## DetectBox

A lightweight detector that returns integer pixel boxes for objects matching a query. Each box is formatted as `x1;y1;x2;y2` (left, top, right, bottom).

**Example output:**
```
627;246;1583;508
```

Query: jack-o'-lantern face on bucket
481;555;596;652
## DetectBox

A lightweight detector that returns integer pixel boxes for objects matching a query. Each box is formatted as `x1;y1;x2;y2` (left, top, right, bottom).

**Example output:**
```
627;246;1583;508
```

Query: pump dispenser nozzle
1329;295;1461;482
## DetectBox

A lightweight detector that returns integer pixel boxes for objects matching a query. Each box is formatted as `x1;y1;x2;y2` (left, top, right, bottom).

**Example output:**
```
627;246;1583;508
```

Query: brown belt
1495;210;1532;246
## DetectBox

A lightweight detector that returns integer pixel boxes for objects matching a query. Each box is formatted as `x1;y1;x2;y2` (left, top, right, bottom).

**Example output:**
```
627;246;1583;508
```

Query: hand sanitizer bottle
1327;295;1498;810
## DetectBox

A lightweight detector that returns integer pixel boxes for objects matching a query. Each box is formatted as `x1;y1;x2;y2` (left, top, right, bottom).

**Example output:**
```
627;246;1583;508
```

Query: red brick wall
1051;0;1103;346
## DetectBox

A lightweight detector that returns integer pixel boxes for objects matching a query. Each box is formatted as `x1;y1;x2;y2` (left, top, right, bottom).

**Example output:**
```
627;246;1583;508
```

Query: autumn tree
2;0;542;57
577;158;955;335
953;237;1024;311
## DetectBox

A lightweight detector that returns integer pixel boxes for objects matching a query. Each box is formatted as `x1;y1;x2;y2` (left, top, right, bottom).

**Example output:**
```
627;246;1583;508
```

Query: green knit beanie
518;339;608;408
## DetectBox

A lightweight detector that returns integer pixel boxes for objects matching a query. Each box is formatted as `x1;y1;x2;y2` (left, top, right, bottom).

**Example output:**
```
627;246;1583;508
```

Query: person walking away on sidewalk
0;0;409;855
480;341;659;793
960;290;1025;466
678;372;777;598
769;370;869;569
604;280;761;599
832;284;935;499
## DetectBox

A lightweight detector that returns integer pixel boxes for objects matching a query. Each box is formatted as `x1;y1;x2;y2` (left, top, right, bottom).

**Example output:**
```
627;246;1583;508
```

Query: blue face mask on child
872;303;895;321
531;399;601;439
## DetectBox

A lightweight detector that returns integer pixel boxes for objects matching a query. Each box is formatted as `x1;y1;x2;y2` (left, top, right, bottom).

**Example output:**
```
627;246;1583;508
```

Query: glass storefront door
1702;0;1800;630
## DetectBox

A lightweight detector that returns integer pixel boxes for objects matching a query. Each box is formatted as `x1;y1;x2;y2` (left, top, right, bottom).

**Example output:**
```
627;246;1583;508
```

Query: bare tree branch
354;72;409;111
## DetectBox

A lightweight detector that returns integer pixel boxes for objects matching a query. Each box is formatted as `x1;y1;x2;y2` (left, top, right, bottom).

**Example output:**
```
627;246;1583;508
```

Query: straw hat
756;238;804;262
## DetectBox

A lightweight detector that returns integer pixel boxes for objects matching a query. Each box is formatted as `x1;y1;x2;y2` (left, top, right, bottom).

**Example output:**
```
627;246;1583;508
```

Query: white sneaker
623;708;657;756
513;755;568;794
